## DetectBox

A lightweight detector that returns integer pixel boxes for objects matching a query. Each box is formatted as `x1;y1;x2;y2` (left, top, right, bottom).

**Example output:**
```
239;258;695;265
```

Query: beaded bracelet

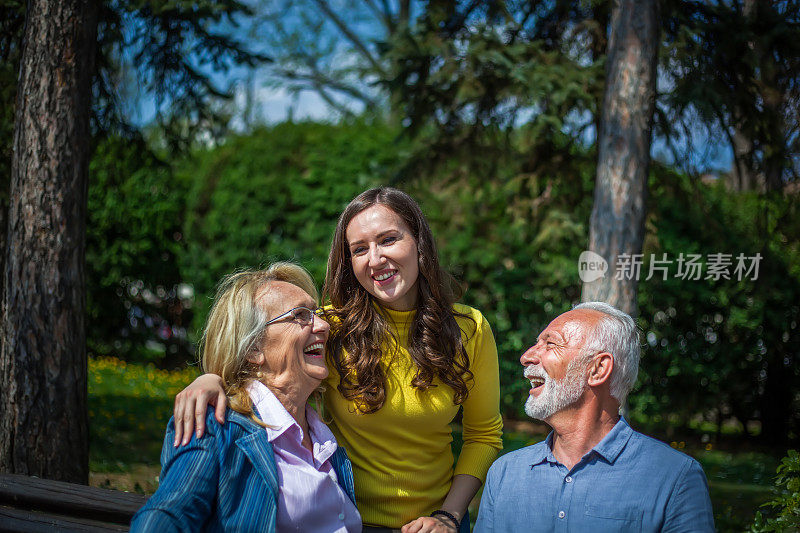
430;509;460;530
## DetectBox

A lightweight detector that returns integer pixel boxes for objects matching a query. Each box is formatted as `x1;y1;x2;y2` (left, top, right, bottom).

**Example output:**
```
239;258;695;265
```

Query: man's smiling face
520;309;602;421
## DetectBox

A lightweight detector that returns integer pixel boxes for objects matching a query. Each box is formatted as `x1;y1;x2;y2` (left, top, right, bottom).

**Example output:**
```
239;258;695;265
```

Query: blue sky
125;1;734;176
129;61;735;177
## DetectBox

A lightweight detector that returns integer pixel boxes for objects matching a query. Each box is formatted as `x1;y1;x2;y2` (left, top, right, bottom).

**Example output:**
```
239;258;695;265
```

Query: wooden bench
0;474;147;532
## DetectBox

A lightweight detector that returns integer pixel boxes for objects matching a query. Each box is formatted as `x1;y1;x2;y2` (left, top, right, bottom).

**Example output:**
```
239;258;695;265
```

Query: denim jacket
131;407;356;532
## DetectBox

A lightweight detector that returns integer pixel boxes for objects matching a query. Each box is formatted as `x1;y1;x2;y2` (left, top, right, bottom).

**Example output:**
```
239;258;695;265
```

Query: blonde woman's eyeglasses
265;306;323;326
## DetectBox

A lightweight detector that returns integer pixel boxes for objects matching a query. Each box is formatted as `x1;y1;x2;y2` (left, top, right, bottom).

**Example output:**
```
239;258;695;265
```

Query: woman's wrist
430;509;460;530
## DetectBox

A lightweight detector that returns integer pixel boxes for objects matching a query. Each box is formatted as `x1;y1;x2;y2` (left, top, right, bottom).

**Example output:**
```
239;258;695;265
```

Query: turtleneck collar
372;300;416;333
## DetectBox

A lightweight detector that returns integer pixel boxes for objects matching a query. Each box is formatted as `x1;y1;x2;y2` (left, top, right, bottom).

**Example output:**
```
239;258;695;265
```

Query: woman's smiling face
252;281;330;394
346;204;420;311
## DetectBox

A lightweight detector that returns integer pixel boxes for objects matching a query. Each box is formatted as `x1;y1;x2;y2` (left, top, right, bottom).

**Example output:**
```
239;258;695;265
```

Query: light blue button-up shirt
474;417;715;532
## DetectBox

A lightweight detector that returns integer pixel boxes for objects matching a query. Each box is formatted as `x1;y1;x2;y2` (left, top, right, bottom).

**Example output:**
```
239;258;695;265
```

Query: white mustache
524;366;548;380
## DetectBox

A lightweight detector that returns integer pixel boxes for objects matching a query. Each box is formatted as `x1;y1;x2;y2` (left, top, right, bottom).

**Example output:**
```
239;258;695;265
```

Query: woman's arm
401;474;481;533
453;310;503;479
439;474;482;523
173;373;228;446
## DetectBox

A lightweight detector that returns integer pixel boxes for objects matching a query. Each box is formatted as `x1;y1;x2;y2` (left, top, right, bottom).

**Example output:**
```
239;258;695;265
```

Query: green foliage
633;168;800;444
384;1;606;182
179;120;397;332
93;0;269;144
410;144;596;416
87;136;191;364
659;0;800;185
751;450;800;531
174;121;800;439
694;449;778;530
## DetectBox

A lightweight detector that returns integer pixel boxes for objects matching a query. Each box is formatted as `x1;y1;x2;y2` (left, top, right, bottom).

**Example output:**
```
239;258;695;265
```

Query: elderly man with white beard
474;302;715;532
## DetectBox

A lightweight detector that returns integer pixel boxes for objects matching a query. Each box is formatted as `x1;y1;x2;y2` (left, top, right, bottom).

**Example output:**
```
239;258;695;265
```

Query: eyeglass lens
292;308;313;324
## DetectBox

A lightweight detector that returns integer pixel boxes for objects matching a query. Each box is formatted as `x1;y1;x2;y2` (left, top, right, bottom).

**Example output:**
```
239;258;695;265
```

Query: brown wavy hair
323;187;474;413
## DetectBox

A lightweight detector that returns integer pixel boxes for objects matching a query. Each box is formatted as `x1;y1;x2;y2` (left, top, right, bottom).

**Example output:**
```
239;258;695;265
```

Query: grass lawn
88;357;199;494
90;358;781;531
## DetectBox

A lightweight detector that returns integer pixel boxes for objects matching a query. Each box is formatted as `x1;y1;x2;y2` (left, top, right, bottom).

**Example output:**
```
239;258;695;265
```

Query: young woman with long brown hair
173;188;502;533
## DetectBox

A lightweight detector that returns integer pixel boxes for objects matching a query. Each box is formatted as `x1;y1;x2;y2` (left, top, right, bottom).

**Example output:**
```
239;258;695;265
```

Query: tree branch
310;0;384;74
276;66;378;106
362;0;394;33
313;83;355;116
400;0;410;26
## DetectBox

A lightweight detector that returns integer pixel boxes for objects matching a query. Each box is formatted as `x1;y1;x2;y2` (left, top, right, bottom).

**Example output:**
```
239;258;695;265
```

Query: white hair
573;301;641;404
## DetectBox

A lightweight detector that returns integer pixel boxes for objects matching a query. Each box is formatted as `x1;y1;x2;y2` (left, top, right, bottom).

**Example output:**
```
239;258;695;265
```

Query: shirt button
565;476;573;483
558;511;565;519
338;513;345;520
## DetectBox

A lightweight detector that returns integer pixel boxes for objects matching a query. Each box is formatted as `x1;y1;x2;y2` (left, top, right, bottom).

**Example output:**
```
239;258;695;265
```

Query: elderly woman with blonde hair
131;262;361;532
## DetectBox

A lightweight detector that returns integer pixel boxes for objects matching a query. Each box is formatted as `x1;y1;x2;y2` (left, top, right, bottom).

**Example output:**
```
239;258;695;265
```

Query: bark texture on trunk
729;127;758;192
0;0;98;483
581;0;659;317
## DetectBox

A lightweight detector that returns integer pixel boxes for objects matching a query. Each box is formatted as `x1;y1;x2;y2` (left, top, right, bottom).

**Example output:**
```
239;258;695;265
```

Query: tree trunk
725;0;784;193
589;1;611;141
0;1;27;365
0;0;98;483
581;0;659;317
728;126;758;192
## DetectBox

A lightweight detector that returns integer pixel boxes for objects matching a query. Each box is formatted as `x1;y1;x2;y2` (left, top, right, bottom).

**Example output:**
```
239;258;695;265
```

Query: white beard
524;357;588;421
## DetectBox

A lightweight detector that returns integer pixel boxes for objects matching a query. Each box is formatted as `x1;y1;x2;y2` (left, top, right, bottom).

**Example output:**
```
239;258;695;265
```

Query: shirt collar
528;431;557;467
531;416;633;468
248;380;296;440
307;403;339;464
591;416;633;464
247;380;338;464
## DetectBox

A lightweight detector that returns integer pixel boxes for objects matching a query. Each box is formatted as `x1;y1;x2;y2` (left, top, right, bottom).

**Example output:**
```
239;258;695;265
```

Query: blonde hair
198;262;319;426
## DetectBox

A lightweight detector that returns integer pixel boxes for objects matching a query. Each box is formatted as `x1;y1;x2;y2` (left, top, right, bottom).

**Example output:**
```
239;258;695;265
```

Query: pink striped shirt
248;381;361;532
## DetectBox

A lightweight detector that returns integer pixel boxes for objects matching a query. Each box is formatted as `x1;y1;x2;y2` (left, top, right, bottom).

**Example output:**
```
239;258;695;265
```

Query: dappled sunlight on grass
89;357;199;492
89;356;200;399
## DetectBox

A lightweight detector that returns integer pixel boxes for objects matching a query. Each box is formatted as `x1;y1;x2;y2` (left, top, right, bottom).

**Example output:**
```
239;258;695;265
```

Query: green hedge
86;121;799;444
178;120;397;332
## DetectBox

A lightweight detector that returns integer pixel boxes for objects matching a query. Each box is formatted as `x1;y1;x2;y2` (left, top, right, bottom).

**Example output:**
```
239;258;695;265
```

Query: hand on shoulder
173;373;227;446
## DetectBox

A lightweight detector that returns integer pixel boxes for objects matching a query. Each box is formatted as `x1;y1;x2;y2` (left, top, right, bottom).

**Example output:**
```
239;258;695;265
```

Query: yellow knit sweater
323;303;503;528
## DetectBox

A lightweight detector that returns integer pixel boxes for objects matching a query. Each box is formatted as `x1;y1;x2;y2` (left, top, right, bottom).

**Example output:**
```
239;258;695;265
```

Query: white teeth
524;367;546;387
373;271;395;281
529;377;546;387
304;342;323;352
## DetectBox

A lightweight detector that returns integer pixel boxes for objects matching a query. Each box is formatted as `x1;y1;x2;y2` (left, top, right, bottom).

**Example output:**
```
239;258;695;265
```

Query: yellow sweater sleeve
453;306;503;481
